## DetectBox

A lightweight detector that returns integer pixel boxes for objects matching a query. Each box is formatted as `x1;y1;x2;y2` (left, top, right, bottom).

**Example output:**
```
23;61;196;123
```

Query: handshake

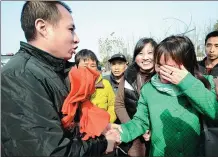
101;123;151;154
102;123;123;154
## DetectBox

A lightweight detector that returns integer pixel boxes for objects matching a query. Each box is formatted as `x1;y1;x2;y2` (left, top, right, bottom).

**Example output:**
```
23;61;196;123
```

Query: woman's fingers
159;64;189;84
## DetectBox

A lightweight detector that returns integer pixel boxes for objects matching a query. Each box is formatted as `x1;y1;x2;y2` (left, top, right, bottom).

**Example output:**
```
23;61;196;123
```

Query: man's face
78;58;98;71
45;4;80;60
110;60;127;77
205;36;218;61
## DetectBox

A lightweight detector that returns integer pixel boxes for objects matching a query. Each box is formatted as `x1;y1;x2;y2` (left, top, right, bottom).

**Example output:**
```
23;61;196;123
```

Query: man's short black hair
21;1;71;41
205;31;218;45
74;49;99;67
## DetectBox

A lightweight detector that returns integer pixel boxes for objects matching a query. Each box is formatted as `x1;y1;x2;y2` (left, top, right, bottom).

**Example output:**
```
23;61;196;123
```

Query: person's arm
115;77;151;142
115;77;132;123
105;80;117;123
160;65;218;120
214;77;218;100
177;73;218;120
1;71;107;156
120;86;150;143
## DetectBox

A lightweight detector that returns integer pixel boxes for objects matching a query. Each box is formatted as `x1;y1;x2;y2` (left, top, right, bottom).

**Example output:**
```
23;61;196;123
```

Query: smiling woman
115;37;157;157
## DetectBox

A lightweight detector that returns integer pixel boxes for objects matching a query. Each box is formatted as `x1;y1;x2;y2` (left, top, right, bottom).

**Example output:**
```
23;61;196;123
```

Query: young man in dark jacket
198;30;218;77
1;2;117;156
198;30;218;156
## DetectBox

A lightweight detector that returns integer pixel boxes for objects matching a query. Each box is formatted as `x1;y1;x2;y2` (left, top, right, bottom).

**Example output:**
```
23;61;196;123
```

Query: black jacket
198;57;218;78
103;73;119;94
123;63;155;118
1;42;107;156
116;63;153;156
123;63;140;119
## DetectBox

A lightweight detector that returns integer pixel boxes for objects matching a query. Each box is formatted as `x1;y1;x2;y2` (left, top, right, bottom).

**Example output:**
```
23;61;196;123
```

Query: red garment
61;67;110;140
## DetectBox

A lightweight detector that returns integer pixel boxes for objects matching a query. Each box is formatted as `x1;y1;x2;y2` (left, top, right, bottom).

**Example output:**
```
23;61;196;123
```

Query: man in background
104;53;128;94
198;30;218;77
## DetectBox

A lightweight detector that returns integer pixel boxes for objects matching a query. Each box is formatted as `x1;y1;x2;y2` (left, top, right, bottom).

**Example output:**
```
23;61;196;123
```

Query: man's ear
35;18;48;38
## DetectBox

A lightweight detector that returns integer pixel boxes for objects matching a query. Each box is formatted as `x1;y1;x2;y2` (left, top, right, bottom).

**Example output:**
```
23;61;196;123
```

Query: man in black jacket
198;30;218;156
1;1;117;156
198;30;218;77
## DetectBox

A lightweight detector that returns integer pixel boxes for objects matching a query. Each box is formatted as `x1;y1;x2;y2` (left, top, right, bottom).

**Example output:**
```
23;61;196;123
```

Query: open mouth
71;46;78;54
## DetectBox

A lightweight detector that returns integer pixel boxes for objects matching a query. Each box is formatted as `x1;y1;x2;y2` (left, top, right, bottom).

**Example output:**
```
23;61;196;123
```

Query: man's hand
103;123;122;143
104;123;123;133
104;129;120;154
102;123;112;136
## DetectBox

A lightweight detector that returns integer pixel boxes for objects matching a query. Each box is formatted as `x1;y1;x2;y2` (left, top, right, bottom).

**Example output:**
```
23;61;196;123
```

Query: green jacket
121;73;218;156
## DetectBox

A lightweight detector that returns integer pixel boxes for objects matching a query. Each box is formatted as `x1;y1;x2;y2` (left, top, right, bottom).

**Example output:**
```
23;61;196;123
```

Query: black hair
74;49;99;67
21;1;71;41
133;38;157;61
205;30;218;45
155;35;211;89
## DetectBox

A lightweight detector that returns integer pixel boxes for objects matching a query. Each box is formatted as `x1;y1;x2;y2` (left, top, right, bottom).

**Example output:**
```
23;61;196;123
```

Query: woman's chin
140;65;154;72
160;78;171;84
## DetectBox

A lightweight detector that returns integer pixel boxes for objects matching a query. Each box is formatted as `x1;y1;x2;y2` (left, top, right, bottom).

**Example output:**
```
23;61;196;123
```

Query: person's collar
125;62;155;84
124;62;139;84
95;74;104;88
198;57;207;66
205;57;218;68
20;41;66;72
151;74;183;96
110;73;121;84
64;62;76;74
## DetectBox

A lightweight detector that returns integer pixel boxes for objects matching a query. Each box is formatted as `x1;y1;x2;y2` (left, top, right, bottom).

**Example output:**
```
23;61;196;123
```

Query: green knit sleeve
177;73;218;120
120;86;150;143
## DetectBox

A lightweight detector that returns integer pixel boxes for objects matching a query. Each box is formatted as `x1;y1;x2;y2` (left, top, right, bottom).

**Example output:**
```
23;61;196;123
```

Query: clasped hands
102;123;122;154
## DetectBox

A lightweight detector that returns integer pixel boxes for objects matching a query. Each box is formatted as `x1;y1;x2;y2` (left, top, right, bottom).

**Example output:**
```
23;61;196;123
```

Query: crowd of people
1;1;218;157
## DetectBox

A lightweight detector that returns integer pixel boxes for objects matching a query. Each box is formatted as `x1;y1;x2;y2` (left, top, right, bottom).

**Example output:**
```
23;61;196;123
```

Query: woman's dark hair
74;49;99;67
154;35;211;89
133;38;157;61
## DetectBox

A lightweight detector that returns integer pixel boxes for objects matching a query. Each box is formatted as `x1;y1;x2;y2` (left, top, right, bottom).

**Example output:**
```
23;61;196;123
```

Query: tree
100;55;111;72
98;36;126;71
213;20;218;31
126;53;133;65
98;36;125;58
